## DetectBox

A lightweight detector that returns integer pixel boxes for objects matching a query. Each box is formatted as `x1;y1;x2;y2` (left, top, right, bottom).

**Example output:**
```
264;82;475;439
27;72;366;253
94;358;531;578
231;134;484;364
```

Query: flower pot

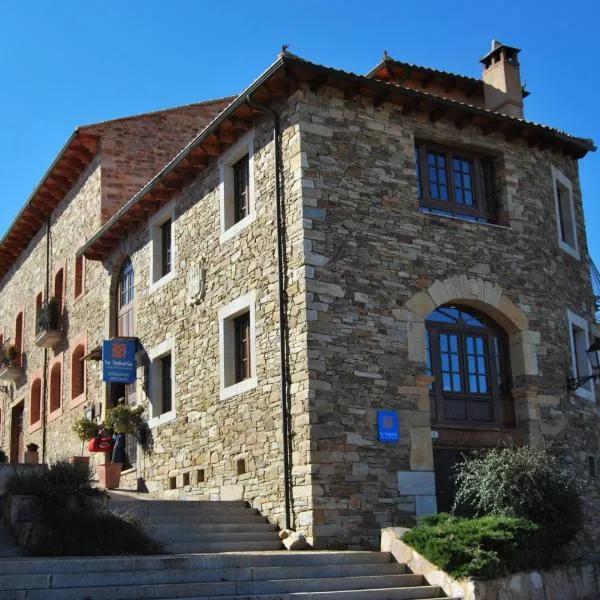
68;456;90;468
24;451;39;464
97;463;122;490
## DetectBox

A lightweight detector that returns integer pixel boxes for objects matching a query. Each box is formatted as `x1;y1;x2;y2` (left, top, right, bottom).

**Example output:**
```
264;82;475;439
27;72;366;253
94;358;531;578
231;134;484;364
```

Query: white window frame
552;166;579;260
219;291;257;400
567;310;594;402
147;337;177;428
219;131;256;244
148;201;176;293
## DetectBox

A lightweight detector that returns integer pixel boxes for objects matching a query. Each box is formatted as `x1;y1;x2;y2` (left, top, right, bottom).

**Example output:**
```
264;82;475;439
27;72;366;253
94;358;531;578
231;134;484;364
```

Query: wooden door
10;403;24;463
433;449;475;515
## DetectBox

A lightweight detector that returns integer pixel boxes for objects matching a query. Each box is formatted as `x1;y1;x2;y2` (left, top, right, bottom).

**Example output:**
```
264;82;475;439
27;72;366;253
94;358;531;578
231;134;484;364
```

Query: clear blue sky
0;1;598;263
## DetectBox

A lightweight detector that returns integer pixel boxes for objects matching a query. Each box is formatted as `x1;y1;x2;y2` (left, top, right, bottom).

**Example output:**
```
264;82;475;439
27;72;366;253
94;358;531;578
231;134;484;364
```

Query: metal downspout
41;216;50;464
246;97;292;530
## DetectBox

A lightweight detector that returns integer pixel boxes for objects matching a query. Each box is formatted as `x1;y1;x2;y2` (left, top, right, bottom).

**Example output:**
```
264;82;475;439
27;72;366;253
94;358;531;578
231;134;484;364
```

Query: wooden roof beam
429;107;447;123
343;83;361;100
401;99;421;116
308;74;329;93
372;89;391;108
455;114;475;130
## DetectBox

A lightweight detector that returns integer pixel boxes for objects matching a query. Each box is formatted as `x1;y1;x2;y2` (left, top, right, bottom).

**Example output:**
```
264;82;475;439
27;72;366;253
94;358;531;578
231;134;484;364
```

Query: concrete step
0;562;405;590
153;530;281;544
0;551;394;575
139;514;269;525
148;523;278;535
164;539;285;553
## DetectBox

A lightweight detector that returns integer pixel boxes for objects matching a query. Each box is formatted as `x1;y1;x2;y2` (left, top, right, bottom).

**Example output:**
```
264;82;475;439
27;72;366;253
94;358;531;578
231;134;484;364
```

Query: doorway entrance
433;448;474;515
10;402;24;463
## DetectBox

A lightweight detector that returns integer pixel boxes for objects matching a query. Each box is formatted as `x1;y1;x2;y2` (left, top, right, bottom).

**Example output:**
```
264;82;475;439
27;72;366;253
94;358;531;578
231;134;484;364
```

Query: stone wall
295;83;598;548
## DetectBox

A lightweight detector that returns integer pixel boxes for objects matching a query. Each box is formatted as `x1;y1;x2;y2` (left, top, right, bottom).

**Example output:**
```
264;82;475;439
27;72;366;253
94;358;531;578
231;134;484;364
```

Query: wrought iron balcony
34;297;63;349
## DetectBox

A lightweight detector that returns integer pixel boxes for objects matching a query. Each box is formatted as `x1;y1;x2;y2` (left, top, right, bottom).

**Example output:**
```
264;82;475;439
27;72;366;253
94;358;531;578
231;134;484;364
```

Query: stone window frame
552;166;579;260
48;354;63;422
567;310;594;402
147;337;176;429
148;201;176;294
29;368;43;433
219;291;257;401
219;130;256;244
70;333;87;408
74;255;86;301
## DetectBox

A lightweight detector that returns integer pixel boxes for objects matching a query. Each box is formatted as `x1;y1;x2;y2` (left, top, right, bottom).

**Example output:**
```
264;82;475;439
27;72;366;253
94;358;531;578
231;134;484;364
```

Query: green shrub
105;405;143;434
6;460;92;495
73;417;101;442
403;513;543;579
25;508;162;556
453;445;582;549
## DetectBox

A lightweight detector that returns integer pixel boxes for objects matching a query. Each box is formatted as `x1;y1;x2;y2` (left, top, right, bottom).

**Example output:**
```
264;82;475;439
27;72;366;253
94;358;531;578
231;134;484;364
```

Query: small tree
454;445;582;549
105;405;143;435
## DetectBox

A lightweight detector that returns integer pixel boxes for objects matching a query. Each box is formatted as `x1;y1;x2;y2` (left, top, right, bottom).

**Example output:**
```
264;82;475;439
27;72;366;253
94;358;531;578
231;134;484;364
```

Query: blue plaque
378;410;399;443
102;339;137;384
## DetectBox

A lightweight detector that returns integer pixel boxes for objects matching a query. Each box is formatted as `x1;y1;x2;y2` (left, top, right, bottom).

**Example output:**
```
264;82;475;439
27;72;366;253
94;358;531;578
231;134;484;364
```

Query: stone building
0;41;597;550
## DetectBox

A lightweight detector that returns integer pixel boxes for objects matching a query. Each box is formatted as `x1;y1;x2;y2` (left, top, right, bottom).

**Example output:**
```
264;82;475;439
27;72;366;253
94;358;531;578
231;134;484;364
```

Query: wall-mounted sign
377;410;399;443
102;339;137;384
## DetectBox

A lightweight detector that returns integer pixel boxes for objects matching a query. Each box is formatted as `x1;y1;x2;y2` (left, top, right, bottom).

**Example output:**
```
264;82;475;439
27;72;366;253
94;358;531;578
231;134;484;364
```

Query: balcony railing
0;338;23;382
35;297;63;349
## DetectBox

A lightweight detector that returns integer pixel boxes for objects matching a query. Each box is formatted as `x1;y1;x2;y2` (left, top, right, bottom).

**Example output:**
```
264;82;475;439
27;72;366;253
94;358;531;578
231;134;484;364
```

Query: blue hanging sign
378;410;400;443
102;339;137;384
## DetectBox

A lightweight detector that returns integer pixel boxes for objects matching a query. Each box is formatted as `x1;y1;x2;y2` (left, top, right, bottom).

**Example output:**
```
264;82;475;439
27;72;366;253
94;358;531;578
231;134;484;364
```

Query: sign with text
102;339;137;384
377;410;400;443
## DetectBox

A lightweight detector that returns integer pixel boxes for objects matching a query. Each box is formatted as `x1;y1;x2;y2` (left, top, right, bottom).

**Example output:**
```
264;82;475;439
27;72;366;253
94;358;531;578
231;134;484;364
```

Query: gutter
246;97;293;531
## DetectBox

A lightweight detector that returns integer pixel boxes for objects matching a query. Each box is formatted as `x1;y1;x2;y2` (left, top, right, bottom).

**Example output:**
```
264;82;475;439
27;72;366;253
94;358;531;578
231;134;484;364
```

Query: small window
219;291;257;400
568;310;594;401
50;362;62;413
416;141;497;223
148;339;175;427
35;293;43;335
149;204;175;289
219;132;255;243
589;456;597;479
552;167;578;259
74;256;85;299
30;378;41;426
71;344;86;401
14;312;23;365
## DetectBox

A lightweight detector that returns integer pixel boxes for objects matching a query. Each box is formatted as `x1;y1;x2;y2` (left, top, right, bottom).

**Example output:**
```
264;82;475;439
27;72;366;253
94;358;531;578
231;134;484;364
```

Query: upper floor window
30;378;41;428
54;267;65;318
14;312;23;365
74;255;85;299
117;258;135;337
148;338;175;428
35;292;43;335
149;203;176;291
567;310;593;401
552;166;579;259
426;305;514;427
416;141;496;223
219;131;255;243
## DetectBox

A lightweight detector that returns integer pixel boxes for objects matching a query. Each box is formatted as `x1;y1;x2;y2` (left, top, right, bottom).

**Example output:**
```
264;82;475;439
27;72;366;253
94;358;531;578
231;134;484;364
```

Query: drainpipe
41;216;50;464
246;97;292;530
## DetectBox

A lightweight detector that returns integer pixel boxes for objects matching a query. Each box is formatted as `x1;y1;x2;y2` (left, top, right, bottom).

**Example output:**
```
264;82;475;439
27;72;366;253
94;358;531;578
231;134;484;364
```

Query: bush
403;514;545;579
6;460;93;496
73;417;101;442
25;509;162;556
105;405;143;434
453;445;582;549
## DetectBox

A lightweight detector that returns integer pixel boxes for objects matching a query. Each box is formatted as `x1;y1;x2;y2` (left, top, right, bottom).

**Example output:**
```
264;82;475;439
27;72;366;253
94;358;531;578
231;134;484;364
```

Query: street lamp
567;338;600;392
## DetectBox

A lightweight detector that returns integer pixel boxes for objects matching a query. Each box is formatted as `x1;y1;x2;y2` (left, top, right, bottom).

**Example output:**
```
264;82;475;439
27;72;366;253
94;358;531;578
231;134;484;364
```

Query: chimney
480;40;526;118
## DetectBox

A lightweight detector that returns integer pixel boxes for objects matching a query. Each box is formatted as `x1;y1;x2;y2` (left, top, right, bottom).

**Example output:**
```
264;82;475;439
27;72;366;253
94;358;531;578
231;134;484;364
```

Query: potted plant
25;443;39;464
71;417;101;468
37;297;60;332
3;344;18;367
99;405;144;490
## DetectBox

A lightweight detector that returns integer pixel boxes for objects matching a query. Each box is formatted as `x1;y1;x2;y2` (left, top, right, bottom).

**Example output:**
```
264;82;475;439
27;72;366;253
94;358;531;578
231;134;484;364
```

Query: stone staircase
0;551;460;599
107;497;284;553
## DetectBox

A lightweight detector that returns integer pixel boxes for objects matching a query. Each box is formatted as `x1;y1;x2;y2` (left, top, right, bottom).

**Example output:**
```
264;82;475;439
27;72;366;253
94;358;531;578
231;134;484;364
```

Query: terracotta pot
97;463;122;489
24;451;39;464
68;456;90;468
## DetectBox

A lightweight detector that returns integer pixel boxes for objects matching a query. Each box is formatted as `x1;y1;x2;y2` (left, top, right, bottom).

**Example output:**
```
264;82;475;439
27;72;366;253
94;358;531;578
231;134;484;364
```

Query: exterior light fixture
567;338;600;392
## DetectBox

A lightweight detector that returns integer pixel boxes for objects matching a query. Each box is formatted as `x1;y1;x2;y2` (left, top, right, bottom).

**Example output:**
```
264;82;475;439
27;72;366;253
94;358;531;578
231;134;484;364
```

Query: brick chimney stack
481;40;525;118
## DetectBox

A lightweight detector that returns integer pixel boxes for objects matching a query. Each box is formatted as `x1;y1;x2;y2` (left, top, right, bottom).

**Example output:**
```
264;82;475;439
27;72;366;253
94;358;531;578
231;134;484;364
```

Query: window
148;338;175;427
74;255;85;299
71;344;86;402
552;166;579;259
219;131;255;243
49;361;62;414
568;310;594;401
426;305;513;426
14;312;23;366
117;258;135;338
35;293;43;335
30;378;41;428
416;141;496;223
149;203;176;290
54;268;64;315
219;291;257;400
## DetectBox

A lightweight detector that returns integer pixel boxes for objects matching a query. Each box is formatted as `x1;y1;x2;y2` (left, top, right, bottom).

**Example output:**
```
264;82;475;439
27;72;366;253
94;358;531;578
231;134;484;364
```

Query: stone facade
0;49;597;552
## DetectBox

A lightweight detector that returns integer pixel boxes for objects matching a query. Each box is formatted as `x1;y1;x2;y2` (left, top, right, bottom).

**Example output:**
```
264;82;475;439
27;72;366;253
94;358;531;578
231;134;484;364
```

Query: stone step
167;597;459;600
0;562;406;590
148;523;278;536
0;551;394;575
140;514;269;525
153;530;281;544
164;539;285;553
12;581;443;600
